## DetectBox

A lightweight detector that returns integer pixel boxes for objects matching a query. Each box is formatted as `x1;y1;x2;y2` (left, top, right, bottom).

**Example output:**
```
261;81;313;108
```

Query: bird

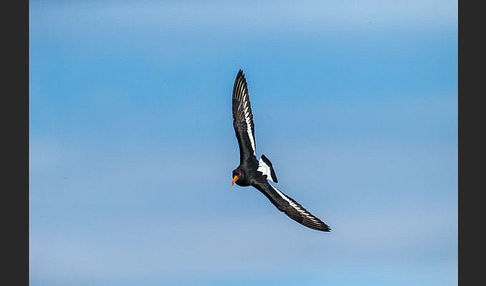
231;69;331;232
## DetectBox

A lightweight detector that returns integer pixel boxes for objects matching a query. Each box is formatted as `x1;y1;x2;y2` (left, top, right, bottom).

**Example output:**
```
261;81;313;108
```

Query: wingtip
314;225;331;232
234;69;247;90
321;222;331;232
301;222;331;232
311;223;331;232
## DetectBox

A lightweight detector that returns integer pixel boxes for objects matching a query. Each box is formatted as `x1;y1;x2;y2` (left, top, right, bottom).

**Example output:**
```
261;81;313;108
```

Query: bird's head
232;169;244;187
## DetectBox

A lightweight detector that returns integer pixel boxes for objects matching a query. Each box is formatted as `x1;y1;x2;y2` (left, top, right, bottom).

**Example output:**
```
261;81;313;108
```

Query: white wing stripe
270;185;318;221
243;99;256;154
270;185;301;211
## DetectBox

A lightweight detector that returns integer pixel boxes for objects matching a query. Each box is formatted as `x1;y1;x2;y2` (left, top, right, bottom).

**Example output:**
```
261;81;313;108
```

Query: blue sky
30;1;457;285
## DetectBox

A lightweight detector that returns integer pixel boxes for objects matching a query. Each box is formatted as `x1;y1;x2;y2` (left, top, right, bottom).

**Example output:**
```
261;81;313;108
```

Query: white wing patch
270;185;322;224
243;98;256;155
258;157;275;182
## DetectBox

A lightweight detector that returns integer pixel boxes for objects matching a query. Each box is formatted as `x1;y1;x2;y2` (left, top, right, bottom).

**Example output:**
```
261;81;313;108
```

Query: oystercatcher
231;69;331;232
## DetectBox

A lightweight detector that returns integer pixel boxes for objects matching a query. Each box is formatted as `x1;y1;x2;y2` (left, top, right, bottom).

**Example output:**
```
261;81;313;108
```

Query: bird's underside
231;69;331;232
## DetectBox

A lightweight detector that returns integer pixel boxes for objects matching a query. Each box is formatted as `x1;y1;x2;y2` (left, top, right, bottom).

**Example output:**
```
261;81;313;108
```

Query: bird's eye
238;172;241;175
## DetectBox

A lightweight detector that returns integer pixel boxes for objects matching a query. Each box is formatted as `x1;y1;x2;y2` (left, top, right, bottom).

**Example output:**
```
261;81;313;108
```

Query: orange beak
232;175;238;187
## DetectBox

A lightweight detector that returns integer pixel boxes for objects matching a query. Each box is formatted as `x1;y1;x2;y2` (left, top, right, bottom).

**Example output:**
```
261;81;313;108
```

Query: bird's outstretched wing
232;70;256;162
252;179;331;232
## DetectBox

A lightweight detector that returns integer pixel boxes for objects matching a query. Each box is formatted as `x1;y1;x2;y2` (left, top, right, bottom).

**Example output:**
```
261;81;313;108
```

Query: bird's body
231;69;331;232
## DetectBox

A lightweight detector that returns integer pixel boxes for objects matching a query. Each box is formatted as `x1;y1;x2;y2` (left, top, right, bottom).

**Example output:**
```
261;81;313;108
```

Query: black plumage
231;69;331;232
